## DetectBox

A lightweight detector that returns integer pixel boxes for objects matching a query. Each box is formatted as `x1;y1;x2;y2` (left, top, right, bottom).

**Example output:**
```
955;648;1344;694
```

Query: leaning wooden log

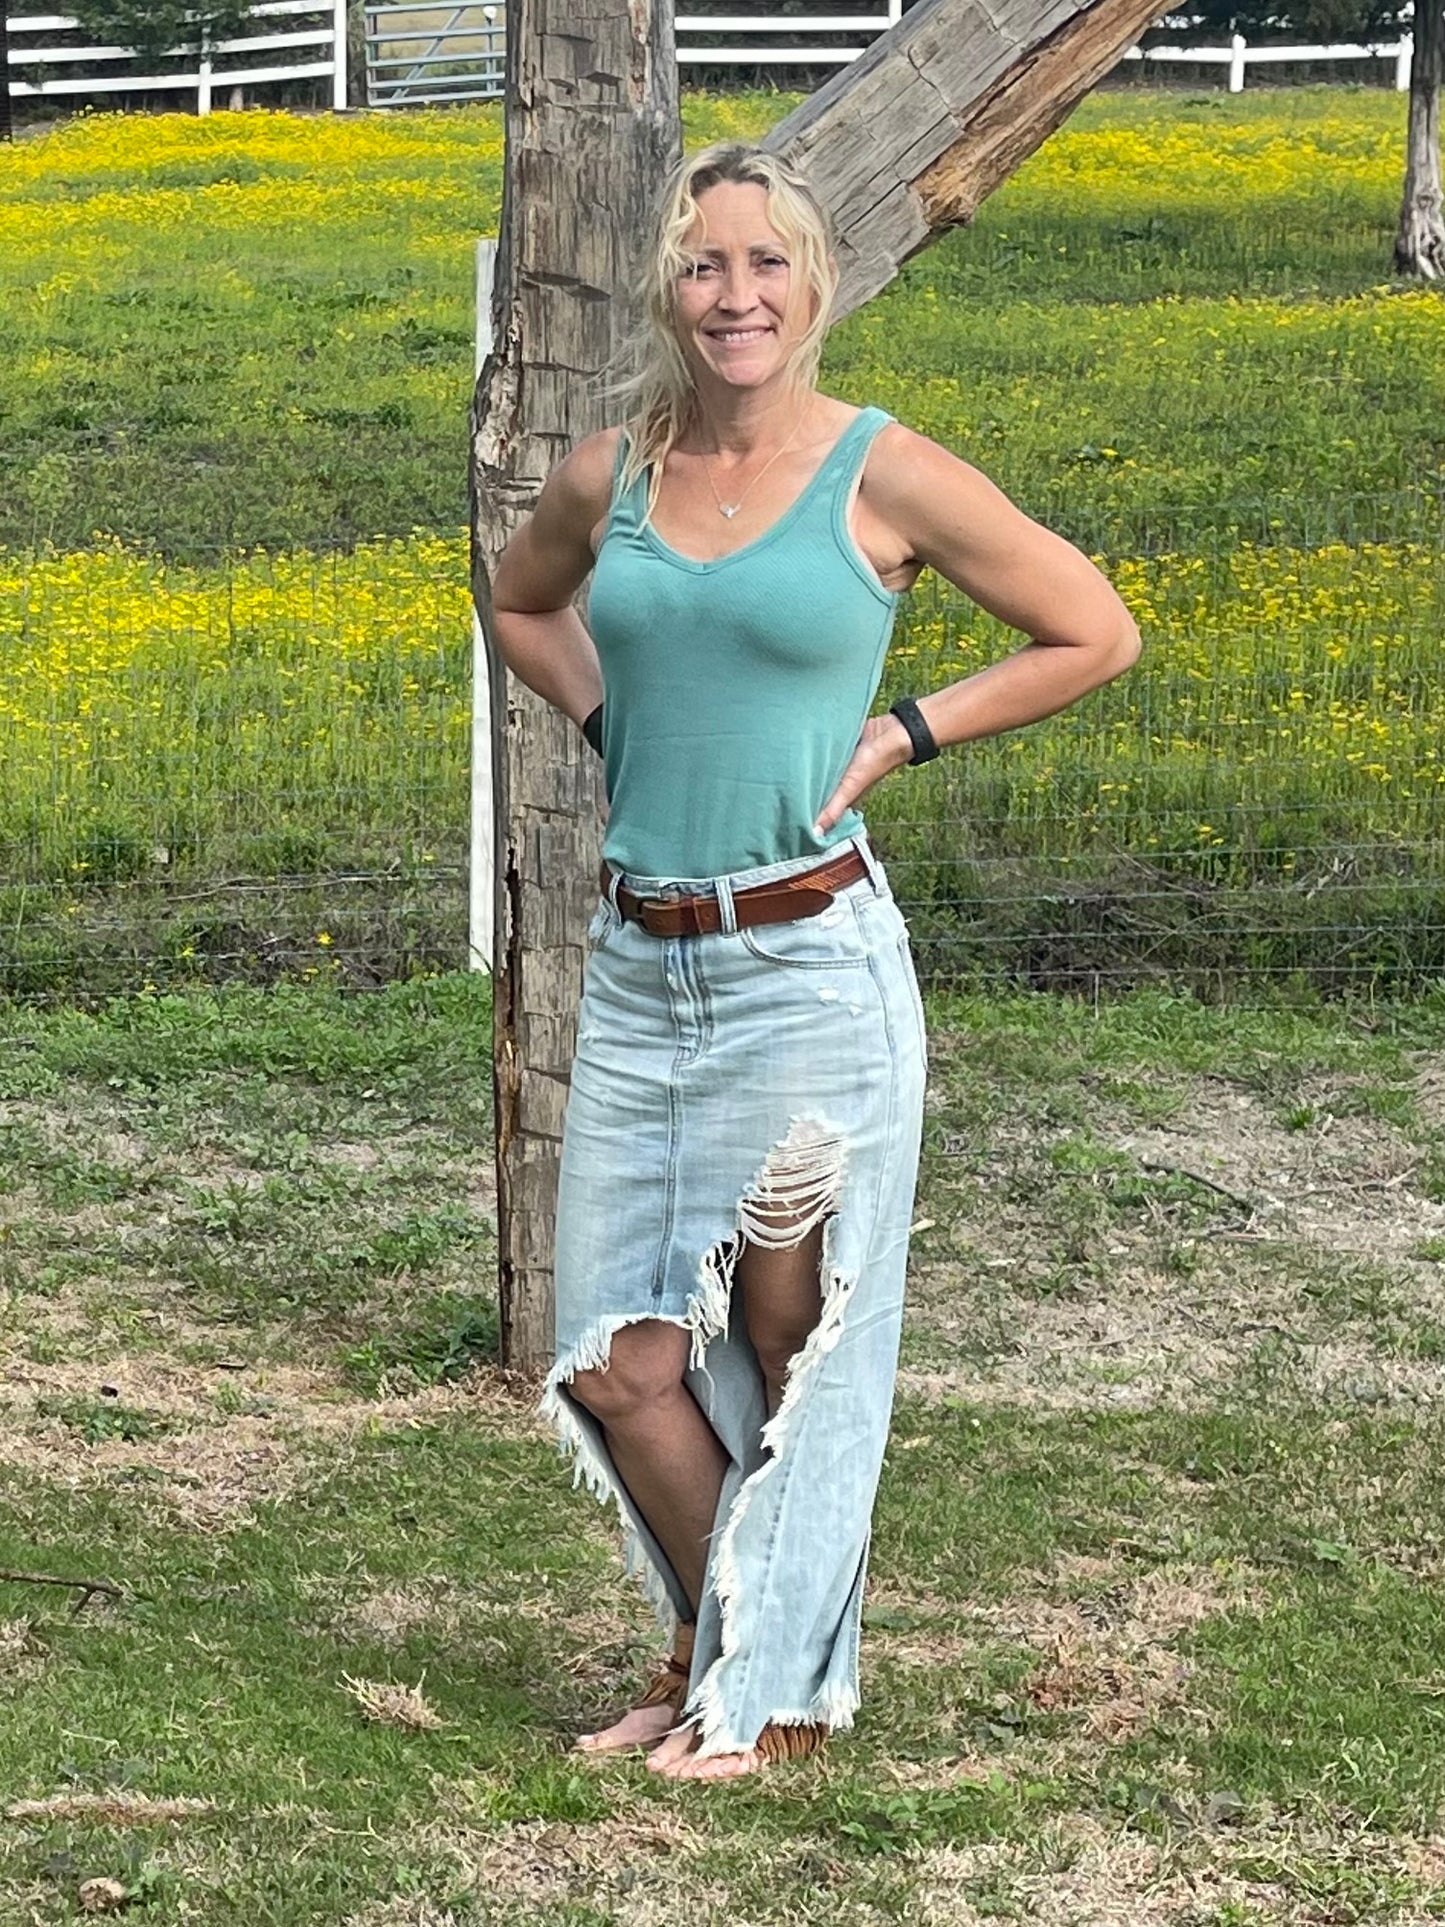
765;0;1172;320
470;0;680;1369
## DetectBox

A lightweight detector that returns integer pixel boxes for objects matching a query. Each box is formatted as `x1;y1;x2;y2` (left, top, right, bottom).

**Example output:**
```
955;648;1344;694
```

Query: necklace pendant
719;503;739;518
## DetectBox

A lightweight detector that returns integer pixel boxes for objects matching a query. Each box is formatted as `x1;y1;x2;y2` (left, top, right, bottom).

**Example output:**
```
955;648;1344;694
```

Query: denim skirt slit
543;831;927;1758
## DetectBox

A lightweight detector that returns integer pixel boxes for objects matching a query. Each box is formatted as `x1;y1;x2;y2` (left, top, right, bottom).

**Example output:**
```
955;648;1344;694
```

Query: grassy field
3;91;1439;552
1;89;1443;994
4;78;1445;1927
4;977;1445;1921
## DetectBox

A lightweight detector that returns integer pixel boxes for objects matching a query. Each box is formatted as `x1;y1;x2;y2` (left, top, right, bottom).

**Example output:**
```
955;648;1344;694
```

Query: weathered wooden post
764;0;1175;323
470;0;680;1368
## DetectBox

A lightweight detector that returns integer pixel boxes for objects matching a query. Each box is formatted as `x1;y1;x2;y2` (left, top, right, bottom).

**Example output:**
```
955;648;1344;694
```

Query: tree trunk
470;0;679;1369
1396;3;1445;280
765;0;1179;320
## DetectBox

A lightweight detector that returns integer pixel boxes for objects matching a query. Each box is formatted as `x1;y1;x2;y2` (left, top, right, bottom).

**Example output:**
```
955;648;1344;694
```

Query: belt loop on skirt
852;834;886;897
714;874;739;935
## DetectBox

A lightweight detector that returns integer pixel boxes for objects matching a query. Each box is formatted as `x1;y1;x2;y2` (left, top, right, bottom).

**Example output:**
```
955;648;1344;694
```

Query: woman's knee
564;1320;690;1422
745;1308;818;1390
751;1339;813;1392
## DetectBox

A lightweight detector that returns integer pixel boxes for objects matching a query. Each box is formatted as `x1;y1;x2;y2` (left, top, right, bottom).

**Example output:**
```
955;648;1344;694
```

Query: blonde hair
610;142;840;520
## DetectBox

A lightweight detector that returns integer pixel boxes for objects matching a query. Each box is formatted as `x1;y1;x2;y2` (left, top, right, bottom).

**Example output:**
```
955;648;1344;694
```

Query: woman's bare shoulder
866;417;956;473
556;427;624;502
522;427;623;549
862;418;1006;517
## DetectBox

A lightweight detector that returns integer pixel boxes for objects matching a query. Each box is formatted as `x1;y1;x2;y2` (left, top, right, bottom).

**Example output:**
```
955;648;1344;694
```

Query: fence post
484;3;499;89
1;9;13;142
332;0;347;105
1395;32;1412;88
1228;31;1246;90
197;28;212;112
469;236;498;974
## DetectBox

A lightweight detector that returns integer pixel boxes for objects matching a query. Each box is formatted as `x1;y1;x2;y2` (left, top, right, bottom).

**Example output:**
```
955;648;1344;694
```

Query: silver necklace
699;411;806;519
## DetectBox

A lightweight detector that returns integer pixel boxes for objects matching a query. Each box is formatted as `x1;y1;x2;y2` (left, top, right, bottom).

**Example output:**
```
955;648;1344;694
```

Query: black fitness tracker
889;695;940;765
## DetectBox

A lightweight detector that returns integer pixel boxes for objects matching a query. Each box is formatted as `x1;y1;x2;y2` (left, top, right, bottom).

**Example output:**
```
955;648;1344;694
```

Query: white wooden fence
1125;31;1413;89
671;17;1412;85
6;0;347;111
366;10;1416;106
3;4;1416;116
675;2;902;63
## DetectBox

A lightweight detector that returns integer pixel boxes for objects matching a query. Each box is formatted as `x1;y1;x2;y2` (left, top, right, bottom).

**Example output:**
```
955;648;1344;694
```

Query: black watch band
889;695;940;765
581;702;604;756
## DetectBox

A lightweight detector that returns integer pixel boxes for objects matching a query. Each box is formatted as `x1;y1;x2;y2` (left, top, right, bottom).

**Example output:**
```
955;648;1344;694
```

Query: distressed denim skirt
543;831;927;1757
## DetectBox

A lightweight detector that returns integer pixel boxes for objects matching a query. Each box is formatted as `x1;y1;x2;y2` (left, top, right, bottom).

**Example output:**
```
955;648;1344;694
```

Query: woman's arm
816;425;1142;834
489;429;618;729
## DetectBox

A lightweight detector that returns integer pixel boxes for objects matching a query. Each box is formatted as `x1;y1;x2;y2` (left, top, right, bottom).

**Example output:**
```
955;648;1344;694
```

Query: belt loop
852;833;886;897
604;863;622;913
714;874;738;936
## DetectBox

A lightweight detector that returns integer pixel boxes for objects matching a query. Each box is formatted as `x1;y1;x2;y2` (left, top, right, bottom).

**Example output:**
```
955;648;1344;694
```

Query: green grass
3;978;1445;1921
3;90;1438;556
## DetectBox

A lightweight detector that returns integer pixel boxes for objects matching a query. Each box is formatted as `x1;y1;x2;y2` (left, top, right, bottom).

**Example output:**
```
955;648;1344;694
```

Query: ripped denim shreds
543;832;927;1759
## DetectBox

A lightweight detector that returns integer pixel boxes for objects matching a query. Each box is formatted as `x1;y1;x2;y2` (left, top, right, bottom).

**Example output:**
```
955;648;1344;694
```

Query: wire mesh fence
3;467;1441;1004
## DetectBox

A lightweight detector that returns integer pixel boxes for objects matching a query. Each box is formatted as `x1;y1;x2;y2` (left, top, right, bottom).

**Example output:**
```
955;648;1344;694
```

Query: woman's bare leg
567;1319;728;1750
650;1223;826;1780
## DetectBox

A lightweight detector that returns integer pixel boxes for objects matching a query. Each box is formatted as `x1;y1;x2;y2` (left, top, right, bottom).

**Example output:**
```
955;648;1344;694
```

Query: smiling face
672;181;811;396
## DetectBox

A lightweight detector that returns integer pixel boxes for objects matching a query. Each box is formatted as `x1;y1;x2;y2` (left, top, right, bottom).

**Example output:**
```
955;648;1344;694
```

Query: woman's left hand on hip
813;714;916;837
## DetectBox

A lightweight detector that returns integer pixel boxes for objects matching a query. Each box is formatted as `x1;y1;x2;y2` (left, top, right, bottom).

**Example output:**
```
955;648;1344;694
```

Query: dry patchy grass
5;1793;215;1824
0;1366;542;1531
342;1674;448;1731
912;1806;1445;1926
906;1064;1445;1413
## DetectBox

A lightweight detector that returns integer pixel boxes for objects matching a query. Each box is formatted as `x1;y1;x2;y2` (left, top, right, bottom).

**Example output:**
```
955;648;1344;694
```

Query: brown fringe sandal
657;1720;828;1774
752;1722;828;1765
635;1619;695;1716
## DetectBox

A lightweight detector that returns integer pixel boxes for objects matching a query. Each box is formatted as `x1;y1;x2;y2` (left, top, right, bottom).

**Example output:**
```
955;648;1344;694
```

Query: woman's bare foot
574;1701;677;1753
646;1725;765;1779
575;1624;697;1754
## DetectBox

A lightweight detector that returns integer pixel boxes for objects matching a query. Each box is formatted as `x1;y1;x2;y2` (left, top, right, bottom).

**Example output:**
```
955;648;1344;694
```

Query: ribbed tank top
587;405;901;880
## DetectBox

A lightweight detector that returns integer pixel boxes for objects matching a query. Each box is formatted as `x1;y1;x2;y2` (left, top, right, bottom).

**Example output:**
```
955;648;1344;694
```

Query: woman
491;140;1140;1783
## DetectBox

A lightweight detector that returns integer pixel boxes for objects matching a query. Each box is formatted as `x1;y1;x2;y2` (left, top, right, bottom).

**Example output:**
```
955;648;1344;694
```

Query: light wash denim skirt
543;831;927;1757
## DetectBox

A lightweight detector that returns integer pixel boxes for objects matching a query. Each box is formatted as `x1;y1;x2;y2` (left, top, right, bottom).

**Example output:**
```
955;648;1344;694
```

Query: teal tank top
587;405;901;880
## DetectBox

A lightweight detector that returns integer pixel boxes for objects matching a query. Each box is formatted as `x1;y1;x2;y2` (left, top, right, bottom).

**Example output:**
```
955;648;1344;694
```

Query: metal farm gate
364;1;503;105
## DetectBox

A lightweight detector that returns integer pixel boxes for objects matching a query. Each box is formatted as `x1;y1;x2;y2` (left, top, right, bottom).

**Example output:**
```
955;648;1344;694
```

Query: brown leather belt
600;846;868;938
